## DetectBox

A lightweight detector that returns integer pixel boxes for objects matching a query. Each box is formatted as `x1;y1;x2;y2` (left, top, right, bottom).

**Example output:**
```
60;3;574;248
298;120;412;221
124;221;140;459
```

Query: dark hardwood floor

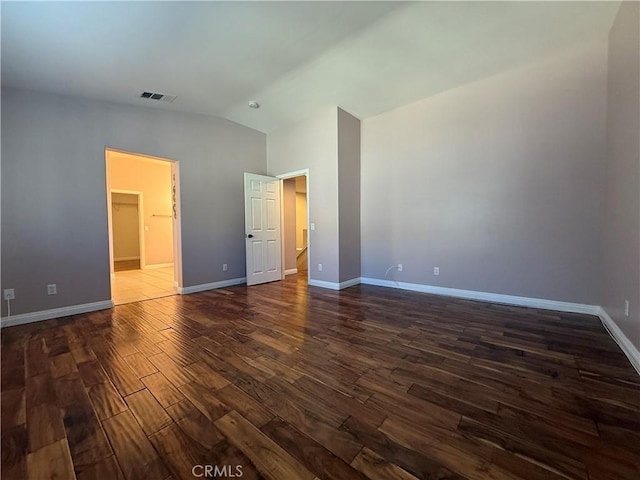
2;275;639;480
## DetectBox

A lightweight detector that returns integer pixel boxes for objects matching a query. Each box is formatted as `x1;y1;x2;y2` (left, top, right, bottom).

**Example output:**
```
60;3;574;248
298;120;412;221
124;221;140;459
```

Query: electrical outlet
47;284;57;295
398;264;403;272
318;263;323;271
434;267;440;276
310;223;316;231
3;289;15;300
222;264;228;272
625;300;630;317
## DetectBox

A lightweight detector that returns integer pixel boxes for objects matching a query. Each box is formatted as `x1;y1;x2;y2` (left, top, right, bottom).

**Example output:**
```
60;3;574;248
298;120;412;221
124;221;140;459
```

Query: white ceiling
1;1;620;133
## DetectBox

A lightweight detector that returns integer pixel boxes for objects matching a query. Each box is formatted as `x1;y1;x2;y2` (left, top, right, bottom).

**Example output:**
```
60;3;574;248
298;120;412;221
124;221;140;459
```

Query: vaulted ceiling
1;1;620;133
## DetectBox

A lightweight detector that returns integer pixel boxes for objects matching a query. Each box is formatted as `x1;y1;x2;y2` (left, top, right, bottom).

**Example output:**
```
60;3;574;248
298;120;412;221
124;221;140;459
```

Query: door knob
247;234;254;238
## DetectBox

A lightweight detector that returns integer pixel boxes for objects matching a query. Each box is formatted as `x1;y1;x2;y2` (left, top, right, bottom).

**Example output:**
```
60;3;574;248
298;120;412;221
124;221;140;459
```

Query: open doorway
111;191;143;271
105;149;182;305
281;172;309;282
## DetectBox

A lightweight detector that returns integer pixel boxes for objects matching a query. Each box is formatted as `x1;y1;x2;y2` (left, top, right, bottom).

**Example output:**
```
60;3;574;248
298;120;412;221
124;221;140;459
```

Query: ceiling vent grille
139;91;177;103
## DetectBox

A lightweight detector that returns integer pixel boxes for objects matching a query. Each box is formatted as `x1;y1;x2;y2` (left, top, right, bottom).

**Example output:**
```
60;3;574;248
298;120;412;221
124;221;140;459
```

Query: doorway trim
104;147;184;295
109;189;145;270
276;169;310;279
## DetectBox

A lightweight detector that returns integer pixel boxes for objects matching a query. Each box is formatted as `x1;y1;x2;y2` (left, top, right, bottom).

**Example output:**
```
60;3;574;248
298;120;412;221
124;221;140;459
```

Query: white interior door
244;173;282;286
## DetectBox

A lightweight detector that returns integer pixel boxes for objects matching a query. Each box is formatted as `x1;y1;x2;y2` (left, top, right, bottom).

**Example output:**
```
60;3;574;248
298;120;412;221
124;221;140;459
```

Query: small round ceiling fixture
248;101;260;109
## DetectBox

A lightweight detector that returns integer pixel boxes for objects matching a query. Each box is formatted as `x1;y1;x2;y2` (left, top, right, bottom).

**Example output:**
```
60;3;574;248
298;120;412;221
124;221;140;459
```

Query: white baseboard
306;279;338;290
180;277;246;295
339;277;362;289
360;277;600;315
284;268;298;276
114;256;140;261
597;307;640;374
360;277;639;375
308;277;361;290
1;300;114;328
143;263;174;270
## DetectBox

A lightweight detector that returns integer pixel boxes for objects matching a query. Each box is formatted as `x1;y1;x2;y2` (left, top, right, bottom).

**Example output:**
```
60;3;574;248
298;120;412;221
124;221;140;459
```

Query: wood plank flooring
2;275;639;480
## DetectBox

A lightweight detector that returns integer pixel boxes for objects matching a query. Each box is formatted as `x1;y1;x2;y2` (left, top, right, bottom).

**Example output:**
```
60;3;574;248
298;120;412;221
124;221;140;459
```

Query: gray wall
267;107;340;284
361;40;608;304
338;108;361;282
1;88;266;316
603;2;640;349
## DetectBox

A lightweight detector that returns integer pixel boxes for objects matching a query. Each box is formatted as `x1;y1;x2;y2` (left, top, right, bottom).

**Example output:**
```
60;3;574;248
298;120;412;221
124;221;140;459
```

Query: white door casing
244;173;282;286
105;148;183;293
171;162;183;291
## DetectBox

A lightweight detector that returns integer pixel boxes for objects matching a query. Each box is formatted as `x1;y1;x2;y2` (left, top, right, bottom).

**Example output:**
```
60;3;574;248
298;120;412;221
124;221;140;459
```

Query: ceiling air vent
139;91;177;103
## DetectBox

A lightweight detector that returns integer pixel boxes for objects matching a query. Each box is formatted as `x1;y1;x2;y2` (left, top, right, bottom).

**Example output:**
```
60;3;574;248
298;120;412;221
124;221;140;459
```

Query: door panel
267;240;278;272
251;241;263;274
266;198;277;230
251;198;262;230
244;173;282;285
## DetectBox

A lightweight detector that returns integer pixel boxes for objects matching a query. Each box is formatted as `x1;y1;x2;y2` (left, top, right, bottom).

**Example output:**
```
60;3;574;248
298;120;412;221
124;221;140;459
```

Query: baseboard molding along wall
360;277;600;314
360;277;639;375
2;275;637;375
1;300;114;328
180;277;247;295
142;262;174;270
284;268;298;276
308;277;361;290
597;307;640;374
